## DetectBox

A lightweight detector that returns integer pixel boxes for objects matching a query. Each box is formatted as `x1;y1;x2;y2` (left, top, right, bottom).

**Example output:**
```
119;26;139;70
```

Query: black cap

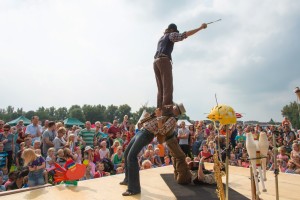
167;23;179;33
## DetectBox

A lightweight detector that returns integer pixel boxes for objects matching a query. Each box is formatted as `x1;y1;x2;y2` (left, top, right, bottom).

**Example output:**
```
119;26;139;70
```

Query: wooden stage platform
1;164;299;200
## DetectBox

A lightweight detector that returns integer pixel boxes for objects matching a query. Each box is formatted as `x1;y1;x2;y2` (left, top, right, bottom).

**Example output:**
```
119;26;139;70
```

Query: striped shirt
143;117;176;135
79;128;95;147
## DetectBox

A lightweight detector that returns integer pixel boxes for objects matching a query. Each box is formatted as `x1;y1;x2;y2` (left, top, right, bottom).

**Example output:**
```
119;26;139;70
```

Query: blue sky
0;0;299;122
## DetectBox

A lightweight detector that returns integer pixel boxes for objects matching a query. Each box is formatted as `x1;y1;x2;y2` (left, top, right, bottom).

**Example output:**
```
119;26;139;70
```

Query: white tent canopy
177;119;192;126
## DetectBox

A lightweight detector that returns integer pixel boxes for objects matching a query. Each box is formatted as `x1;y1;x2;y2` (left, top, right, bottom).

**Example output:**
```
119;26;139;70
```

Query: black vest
154;33;174;60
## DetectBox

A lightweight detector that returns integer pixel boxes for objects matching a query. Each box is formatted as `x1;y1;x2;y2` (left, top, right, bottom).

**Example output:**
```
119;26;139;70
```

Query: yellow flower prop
207;104;237;125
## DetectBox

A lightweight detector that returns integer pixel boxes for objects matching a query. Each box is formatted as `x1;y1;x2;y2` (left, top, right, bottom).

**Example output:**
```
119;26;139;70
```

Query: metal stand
225;125;230;200
249;166;259;200
272;133;279;200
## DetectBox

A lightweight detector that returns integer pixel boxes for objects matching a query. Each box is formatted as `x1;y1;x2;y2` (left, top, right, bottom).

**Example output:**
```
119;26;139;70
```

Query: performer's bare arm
186;23;207;37
197;157;206;180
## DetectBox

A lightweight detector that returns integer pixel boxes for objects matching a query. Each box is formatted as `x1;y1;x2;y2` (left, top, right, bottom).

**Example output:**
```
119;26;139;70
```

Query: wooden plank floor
1;164;299;200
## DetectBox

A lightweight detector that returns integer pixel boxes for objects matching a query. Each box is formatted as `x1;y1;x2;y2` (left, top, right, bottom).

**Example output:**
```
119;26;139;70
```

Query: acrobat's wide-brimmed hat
176;103;186;115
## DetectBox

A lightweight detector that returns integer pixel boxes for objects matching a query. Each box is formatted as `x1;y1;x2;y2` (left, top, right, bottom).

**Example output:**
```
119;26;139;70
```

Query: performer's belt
155;53;169;59
141;128;153;135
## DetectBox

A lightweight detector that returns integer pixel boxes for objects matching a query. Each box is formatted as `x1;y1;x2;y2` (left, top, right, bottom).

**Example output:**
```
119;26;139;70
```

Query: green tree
82;105;98;123
281;101;300;129
95;104;106;122
16;108;24;116
36;107;48;121
55;107;68;121
25;110;36;120
116;104;131;121
47;106;56;121
105;105;118;123
69;108;85;122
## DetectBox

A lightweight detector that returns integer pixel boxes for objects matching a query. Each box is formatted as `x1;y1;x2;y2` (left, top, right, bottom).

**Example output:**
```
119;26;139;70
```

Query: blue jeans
123;129;154;193
28;169;45;187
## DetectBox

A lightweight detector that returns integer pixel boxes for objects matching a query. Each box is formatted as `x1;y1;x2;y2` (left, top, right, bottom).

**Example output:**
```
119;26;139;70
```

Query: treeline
0;104;190;124
281;101;300;129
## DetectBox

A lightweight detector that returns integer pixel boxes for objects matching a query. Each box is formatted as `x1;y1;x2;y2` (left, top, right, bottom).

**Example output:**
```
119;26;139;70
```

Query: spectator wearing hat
153;23;207;116
84;146;96;176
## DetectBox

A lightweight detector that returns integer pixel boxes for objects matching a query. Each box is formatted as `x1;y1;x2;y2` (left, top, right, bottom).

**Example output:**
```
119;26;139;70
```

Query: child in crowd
66;134;75;153
229;152;238;166
277;147;289;167
0;143;8;170
45;147;56;183
74;147;82;164
111;146;124;170
22;148;45;187
95;162;110;178
1;167;8;182
84;146;95;177
277;159;286;172
56;149;66;167
16;142;25;170
238;148;249;168
111;140;120;155
114;132;123;146
291;143;300;164
235;128;246;146
153;148;162;167
0;175;5;191
93;146;101;163
99;141;110;161
162;156;171;166
208;141;215;155
116;166;124;174
46;148;56;170
139;150;152;168
24;137;33;149
4;171;17;188
285;160;296;174
199;144;212;162
141;160;152;170
63;148;76;161
81;165;93;180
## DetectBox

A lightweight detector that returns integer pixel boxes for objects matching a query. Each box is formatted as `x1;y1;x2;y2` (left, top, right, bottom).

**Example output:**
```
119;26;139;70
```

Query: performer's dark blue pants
123;129;154;193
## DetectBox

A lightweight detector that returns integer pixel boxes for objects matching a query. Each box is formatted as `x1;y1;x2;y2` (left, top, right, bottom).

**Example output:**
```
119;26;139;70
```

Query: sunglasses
4;129;10;131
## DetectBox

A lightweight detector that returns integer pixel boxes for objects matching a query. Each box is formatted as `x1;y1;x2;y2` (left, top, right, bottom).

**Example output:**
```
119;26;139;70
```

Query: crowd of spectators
1;115;300;193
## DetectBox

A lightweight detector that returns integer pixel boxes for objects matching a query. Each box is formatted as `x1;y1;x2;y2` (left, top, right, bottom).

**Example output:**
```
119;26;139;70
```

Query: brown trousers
153;57;173;116
166;136;192;184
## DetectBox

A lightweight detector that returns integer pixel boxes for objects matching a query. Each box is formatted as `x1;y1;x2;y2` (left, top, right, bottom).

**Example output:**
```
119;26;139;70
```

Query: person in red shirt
123;125;135;150
108;120;121;139
0;120;4;133
199;144;212;162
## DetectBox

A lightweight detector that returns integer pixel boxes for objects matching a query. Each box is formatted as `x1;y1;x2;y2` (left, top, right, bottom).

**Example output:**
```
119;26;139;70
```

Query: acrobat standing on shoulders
153;23;207;116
